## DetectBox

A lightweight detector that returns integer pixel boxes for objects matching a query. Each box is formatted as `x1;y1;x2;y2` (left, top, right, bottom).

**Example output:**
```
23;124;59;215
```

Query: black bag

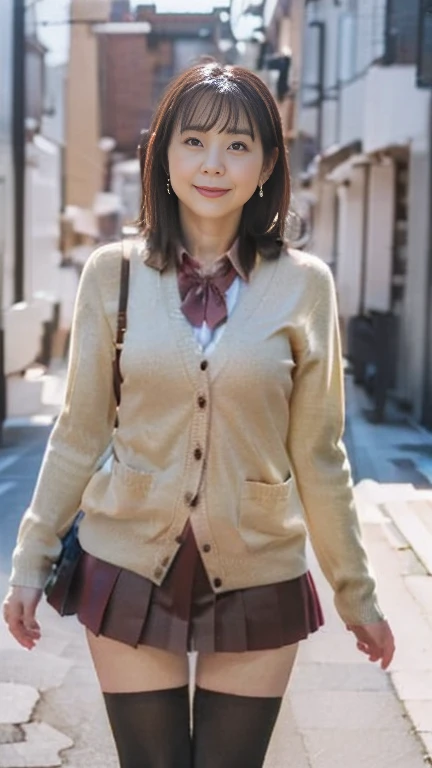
43;511;85;615
44;243;131;615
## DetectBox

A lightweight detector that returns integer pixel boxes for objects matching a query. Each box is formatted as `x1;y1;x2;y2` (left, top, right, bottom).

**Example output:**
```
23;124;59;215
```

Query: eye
185;137;203;147
229;141;247;152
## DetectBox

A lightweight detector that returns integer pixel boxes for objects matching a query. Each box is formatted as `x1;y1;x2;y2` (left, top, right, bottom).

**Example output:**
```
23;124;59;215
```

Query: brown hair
138;62;291;274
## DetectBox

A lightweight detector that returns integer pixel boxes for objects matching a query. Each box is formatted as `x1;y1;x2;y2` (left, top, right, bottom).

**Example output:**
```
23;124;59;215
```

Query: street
0;374;432;767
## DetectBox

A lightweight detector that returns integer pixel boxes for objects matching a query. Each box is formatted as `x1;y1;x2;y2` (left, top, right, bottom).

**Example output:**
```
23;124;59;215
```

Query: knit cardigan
10;240;384;626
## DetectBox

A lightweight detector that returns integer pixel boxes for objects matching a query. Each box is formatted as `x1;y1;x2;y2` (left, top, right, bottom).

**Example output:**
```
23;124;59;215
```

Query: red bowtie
177;254;239;330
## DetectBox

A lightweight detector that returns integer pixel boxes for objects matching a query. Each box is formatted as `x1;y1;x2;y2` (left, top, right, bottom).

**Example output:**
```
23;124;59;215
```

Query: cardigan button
154;567;163;579
203;544;211;553
184;491;193;505
213;577;222;588
162;556;170;567
194;447;203;461
200;360;208;371
197;395;207;409
175;535;183;545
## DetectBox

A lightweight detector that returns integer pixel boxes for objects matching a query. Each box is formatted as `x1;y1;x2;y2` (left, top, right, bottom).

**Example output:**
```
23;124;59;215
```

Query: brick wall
98;6;222;154
98;33;172;153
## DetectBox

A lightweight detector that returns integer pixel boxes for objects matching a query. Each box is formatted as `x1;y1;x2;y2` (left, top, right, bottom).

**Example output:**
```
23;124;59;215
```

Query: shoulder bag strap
113;239;131;409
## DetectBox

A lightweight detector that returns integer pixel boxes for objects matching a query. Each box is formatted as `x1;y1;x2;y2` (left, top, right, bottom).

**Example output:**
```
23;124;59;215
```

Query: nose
201;146;224;176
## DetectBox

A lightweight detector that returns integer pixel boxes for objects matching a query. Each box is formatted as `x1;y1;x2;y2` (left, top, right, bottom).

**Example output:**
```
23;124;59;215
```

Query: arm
286;261;384;626
9;251;118;588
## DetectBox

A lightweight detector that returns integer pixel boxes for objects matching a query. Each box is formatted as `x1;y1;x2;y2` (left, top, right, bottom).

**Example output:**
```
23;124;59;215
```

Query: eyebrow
180;124;254;139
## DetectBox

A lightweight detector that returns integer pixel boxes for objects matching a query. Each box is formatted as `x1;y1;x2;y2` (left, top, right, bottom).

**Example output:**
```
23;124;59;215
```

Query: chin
186;200;233;218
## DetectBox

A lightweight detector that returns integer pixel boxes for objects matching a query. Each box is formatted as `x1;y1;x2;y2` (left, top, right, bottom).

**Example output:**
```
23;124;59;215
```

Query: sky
36;0;228;65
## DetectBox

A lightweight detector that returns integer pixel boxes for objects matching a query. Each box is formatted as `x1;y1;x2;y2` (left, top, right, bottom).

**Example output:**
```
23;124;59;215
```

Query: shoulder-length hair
138;62;291;275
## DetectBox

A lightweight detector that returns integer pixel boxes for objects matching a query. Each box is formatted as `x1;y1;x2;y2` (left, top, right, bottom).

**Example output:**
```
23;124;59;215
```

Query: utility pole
12;0;25;305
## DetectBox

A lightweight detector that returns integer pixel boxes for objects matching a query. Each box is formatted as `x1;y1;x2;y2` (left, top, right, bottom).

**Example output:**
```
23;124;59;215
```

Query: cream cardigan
10;240;384;626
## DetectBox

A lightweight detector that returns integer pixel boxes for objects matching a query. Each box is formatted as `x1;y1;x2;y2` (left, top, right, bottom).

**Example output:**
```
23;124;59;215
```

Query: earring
259;183;264;198
166;176;171;195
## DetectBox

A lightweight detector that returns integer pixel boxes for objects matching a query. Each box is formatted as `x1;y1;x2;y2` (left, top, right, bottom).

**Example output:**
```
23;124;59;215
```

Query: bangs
177;85;255;139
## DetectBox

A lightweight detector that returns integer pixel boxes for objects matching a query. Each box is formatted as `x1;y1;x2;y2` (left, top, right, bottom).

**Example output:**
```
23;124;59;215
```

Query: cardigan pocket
81;455;154;521
238;476;301;551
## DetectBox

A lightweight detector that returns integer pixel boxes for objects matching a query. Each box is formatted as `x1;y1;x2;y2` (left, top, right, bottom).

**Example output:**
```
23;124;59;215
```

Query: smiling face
167;92;274;226
140;64;290;268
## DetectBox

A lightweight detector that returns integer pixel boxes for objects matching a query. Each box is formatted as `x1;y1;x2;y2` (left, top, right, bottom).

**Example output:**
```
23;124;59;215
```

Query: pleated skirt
67;519;324;653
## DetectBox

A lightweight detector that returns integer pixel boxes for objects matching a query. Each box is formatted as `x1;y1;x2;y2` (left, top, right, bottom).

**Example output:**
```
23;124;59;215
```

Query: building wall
299;0;387;152
364;161;395;313
361;65;432;415
25;136;62;306
308;180;336;265
334;166;366;322
300;0;341;151
294;0;432;423
99;10;221;155
66;0;110;208
99;33;172;151
339;77;365;147
42;64;67;147
363;66;431;152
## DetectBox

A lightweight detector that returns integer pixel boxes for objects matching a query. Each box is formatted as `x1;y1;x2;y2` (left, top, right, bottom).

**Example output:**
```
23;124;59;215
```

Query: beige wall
363;66;430;154
334;166;366;322
287;0;305;143
66;0;110;208
364;161;395;313
308;179;335;265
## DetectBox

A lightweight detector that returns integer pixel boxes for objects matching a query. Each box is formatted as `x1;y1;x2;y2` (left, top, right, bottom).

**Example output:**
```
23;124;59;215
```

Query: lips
193;185;231;198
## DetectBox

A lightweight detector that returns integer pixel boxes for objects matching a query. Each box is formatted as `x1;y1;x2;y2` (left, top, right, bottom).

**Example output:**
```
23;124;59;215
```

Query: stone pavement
0;370;431;766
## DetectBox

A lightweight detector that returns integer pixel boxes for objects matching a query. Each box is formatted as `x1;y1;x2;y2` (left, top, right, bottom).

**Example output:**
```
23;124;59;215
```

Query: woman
2;63;394;768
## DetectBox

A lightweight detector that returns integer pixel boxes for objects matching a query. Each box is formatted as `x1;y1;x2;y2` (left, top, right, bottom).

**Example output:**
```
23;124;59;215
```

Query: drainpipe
359;161;370;315
308;21;325;152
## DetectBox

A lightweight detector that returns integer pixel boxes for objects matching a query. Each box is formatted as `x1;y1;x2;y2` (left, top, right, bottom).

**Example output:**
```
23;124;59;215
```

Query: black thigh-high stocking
192;687;282;768
103;685;191;768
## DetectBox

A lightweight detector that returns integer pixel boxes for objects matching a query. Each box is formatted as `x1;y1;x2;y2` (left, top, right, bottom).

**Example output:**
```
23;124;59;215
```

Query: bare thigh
196;643;299;698
86;630;189;694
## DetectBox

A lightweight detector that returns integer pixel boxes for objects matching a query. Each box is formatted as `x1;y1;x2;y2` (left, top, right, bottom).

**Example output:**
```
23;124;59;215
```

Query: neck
178;206;241;267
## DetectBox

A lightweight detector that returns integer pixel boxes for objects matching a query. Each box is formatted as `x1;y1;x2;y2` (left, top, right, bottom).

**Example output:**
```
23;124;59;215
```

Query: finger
380;640;395;671
356;636;379;655
356;641;369;653
8;616;37;649
356;639;381;663
368;650;382;663
6;604;39;649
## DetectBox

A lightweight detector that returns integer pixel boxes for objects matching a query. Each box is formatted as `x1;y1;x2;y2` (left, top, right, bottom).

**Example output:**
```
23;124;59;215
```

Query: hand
2;586;43;650
347;620;395;670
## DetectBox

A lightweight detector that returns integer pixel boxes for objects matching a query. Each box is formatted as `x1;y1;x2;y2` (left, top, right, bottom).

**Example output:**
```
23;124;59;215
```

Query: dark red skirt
68;520;324;653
